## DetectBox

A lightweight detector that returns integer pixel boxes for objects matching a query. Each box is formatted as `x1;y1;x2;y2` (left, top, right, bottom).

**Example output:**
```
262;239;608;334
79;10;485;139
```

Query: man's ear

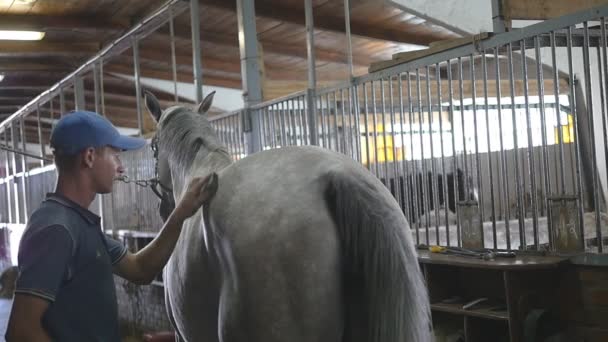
82;147;96;168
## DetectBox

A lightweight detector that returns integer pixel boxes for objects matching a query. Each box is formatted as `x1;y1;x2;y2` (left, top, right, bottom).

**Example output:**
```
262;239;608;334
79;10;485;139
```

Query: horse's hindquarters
215;212;344;342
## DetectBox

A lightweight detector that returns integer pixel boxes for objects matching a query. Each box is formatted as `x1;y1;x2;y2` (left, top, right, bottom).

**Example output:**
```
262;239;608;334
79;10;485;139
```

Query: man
5;111;217;341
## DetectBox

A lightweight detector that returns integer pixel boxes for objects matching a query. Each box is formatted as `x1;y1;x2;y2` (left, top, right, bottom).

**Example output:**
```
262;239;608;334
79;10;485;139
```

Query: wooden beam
0;62;72;73
0;14;128;33
503;0;608;20
0;42;99;57
203;0;435;45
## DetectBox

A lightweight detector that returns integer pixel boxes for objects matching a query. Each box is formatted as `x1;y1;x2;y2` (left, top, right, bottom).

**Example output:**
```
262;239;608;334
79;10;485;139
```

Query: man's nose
117;165;125;175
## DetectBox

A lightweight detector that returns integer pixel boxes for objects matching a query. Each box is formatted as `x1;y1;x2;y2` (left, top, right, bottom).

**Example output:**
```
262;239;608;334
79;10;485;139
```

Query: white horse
144;90;431;342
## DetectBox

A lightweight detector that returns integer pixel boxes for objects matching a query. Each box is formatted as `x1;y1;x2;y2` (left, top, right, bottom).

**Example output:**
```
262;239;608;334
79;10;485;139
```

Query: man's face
89;146;124;194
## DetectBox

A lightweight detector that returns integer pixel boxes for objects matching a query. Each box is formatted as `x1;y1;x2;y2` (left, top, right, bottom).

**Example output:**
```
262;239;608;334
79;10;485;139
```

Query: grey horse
144;90;431;342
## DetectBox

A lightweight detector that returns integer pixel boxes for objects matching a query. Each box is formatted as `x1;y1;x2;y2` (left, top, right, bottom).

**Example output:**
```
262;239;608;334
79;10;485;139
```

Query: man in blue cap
5;111;217;341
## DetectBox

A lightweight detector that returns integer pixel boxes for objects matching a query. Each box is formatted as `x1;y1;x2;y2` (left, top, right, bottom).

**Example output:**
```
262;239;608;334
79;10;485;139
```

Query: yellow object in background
429;245;446;253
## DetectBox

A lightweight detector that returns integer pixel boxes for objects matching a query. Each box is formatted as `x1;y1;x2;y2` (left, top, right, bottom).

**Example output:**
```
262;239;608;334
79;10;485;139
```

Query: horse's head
143;89;216;220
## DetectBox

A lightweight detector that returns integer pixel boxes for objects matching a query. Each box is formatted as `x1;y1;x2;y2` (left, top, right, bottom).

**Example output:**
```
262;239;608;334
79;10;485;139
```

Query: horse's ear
195;91;215;115
144;89;162;123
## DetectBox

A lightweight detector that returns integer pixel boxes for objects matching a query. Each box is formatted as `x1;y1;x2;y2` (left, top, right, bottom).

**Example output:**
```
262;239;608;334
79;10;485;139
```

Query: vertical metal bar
522;39;539;250
437;64;450;246
458;57;471;200
363;83;371;170
99;63;105;116
347;87;355;158
333;92;339;151
93;63;101;114
482;53;497;249
279;103;287;147
583;22;602;252
292;99;299;145
508;42;526;250
353;85;362;161
496;47;511;250
551;31;566;193
399;74;412;231
470;54;485;237
389;76;401;209
190;0;203;103
268;108;276;148
59;88;66;115
341;89;347;154
169;8;179;103
305;0;317;90
567;26;585;249
447;60;462;246
417;69;430;245
344;0;354;79
36;104;45;168
320;95;327;148
426;66;440;244
133;37;144;137
73;76;85;111
372;81;380;177
381;79;391;185
259;109;267;149
301;95;309;145
407;73;421;245
601;20;608;243
537;35;551;237
19;118;28;221
3;130;12;224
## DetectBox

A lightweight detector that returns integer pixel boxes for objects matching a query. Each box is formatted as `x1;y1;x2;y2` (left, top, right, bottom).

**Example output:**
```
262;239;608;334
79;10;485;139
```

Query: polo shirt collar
45;192;101;225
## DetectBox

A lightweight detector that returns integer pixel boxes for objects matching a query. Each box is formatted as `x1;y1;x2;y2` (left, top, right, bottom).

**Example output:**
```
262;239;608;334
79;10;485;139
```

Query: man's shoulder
24;201;81;242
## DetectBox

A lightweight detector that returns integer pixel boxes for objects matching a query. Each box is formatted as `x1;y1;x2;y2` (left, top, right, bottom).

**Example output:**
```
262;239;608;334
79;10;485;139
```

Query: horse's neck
172;149;232;197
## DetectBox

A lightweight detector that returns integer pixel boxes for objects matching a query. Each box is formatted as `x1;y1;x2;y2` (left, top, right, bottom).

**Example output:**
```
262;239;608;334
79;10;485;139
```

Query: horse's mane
157;106;230;172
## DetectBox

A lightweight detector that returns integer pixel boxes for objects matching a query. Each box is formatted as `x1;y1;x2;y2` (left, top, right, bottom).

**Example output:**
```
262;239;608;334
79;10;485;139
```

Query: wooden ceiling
0;0;459;147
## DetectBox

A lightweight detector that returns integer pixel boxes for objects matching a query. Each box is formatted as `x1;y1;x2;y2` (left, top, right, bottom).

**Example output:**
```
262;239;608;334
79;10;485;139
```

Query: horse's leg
216;220;343;342
164;278;185;342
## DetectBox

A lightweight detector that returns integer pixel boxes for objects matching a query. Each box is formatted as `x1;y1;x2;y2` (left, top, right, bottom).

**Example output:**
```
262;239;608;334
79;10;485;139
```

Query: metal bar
389;76;401;210
568;27;585;249
437;64;450;246
481;53;497;249
19;117;28;220
93;63;101;114
73;76;85;111
344;0;354;78
307;89;318;145
521;39;540;250
470;54;485;240
416;69;430;245
258;109;266;149
320;95;327;148
363;83;371;170
269;107;277;148
601;19;608;245
305;0;317;90
169;8;179;103
398;74;412;230
347;87;354;158
508;42;526;250
133;37;144;137
300;95;309;145
457;58;470;200
279;103;287;147
406;73;421;245
491;0;507;33
0;144;52;162
341;89;347;154
353;85;361;161
426;66;440;244
372;81;380;177
583;22;602;253
36;104;45;167
190;0;203;103
496;47;511;250
4;130;12;223
99;63;105;116
447;61;462;246
381;79;390;186
290;99;298;146
551;31;566;194
59;88;65;115
536;36;552;248
333;92;339;151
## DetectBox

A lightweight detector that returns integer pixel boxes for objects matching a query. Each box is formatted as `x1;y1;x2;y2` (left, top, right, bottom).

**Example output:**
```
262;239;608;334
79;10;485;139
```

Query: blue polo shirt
15;193;127;341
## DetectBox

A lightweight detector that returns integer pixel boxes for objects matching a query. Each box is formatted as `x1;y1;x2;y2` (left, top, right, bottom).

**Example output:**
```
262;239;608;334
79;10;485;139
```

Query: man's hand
173;172;219;221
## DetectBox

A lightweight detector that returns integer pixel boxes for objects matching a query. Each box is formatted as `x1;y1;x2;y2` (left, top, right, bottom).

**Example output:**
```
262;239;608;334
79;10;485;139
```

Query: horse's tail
325;169;432;342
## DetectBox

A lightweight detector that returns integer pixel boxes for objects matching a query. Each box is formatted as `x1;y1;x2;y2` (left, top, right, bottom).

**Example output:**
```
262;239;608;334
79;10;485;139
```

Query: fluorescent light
15;0;37;3
0;74;4;82
0;30;45;41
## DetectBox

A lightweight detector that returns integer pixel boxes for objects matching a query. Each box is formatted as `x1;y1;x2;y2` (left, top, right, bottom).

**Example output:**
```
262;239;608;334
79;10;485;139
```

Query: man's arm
114;173;218;284
5;294;52;342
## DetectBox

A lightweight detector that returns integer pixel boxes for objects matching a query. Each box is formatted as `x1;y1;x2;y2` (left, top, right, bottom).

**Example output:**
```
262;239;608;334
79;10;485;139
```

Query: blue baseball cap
50;111;146;155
